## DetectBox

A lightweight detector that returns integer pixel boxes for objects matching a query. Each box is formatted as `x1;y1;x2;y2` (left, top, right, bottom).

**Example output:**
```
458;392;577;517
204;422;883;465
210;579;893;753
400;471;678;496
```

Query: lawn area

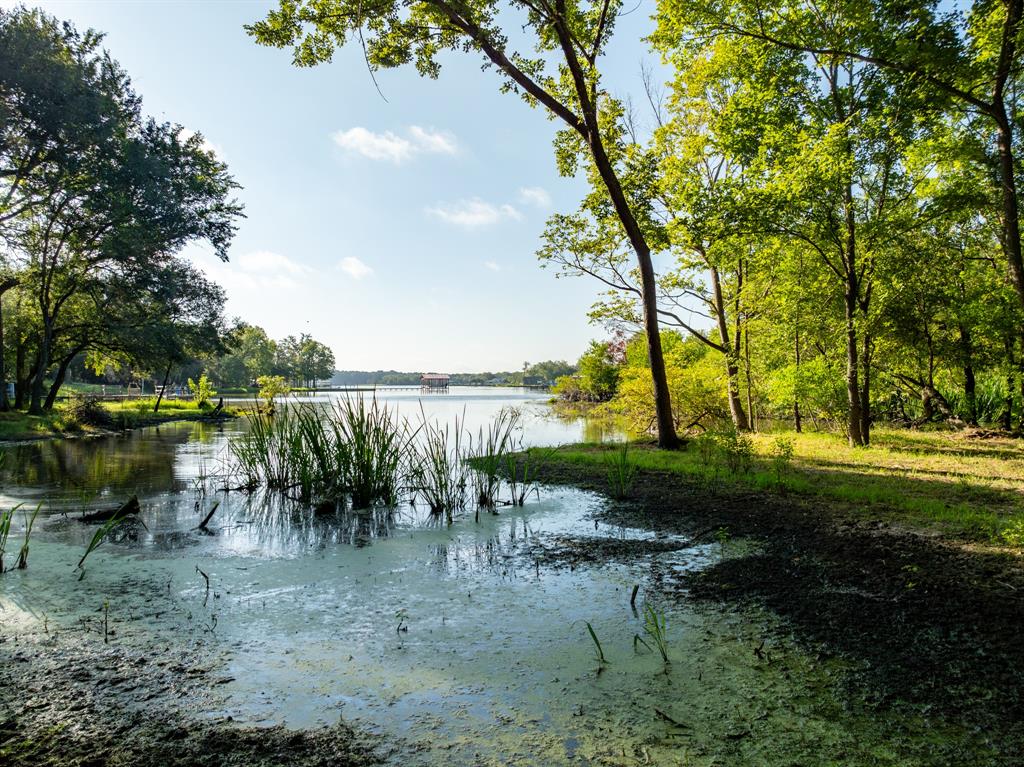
546;426;1024;545
0;398;238;441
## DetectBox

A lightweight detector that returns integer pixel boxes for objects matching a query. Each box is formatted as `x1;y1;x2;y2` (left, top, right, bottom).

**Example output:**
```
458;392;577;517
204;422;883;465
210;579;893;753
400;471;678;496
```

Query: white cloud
518;186;552;207
484;261;501;272
332;125;458;164
339;256;373;280
426;198;522;228
187;248;311;291
237;250;310;275
178;127;224;161
408;125;458;155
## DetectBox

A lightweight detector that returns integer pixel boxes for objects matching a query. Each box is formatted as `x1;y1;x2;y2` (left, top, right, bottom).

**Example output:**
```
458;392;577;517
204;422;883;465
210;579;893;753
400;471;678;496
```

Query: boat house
420;373;450;392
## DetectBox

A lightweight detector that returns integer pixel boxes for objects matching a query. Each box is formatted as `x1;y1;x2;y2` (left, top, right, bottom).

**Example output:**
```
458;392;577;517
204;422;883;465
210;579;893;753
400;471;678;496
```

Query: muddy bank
0;624;379;766
534;456;1024;762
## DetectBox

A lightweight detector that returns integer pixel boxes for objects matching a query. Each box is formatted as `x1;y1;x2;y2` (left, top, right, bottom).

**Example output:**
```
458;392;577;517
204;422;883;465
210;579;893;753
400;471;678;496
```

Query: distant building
420;373;450;391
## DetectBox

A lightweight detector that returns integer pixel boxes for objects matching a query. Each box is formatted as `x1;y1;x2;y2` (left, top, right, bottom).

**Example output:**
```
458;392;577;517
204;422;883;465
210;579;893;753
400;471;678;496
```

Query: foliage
187;374;217;409
256;374;290;411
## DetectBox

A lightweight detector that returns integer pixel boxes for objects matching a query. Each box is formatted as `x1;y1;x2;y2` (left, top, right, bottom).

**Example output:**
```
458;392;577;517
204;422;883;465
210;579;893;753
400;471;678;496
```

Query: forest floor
530;426;1024;761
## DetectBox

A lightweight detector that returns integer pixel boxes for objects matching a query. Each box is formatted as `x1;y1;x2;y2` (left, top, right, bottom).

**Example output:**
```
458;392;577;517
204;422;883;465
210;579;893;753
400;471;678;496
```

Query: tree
248;0;681;448
663;0;1024;323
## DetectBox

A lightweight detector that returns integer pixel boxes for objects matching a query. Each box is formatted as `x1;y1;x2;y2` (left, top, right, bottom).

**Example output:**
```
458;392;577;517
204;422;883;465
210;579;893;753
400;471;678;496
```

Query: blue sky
12;1;664;372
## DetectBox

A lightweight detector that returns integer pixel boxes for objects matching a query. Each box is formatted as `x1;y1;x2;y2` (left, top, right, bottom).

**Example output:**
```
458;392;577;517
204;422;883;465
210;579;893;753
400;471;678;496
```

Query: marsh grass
468;407;520;509
584;621;608;671
0;503;22;572
642;603;670;666
230;398;412;508
16;503;41;570
510;446;556;506
230;400;549;520
549;427;1024;543
409;405;469;522
605;442;637;500
78;507;139;579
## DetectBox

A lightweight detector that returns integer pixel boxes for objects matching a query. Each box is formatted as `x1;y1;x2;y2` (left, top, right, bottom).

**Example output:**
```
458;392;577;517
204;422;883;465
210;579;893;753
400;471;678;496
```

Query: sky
9;0;666;373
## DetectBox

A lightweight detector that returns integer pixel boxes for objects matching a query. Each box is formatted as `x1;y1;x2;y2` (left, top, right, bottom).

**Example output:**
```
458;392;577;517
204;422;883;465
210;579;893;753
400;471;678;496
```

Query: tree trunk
793;329;802;433
859;333;872;446
0;279;18;412
154;361;173;413
744;325;756;432
14;341;26;410
710;267;749;431
43;351;77;411
844;294;864;446
28;324;51;415
960;324;977;425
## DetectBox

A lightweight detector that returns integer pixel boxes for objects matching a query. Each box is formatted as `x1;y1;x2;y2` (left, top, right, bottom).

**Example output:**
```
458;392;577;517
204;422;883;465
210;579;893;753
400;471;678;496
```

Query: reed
331;397;410;508
605;442;637;500
468;407;520;509
16;503;41;570
229;397;412;509
408;405;469;522
0;503;22;573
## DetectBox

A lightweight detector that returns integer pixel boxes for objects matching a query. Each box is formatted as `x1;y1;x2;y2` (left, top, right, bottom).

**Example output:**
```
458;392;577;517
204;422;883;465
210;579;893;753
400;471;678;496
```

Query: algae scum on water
0;393;1000;765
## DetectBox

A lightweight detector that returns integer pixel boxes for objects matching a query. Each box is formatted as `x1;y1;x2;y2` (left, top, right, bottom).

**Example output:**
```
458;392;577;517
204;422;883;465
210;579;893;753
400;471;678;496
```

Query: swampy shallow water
0;388;987;764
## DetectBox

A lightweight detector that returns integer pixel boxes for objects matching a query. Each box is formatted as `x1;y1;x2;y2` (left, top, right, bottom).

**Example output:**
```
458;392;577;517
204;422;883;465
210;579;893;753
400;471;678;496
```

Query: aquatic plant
408;406;469;522
503;446;553;507
16;503;41;570
605;442;637;500
331;397;410;508
230;397;414;509
584;621;608;671
78;506;137;579
0;503;22;572
642;603;670;666
468;407;520;509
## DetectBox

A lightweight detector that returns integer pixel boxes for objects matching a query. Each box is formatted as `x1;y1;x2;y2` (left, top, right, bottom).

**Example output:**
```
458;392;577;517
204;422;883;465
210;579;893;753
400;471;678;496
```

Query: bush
61;396;113;429
188;374;217;409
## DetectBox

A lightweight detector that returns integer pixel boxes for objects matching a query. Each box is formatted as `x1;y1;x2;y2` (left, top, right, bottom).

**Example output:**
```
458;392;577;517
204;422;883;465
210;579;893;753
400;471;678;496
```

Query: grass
0;398;239;441
544;426;1024;545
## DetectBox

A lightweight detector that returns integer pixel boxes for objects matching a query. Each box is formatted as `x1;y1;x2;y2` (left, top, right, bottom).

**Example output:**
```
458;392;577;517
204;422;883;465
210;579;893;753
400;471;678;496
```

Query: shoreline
0;409;241;445
528;449;1024;761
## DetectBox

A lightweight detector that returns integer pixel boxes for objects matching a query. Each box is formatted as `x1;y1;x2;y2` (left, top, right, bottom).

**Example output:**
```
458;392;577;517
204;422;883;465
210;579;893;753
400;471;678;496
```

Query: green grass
543;426;1024;545
0;398;238;441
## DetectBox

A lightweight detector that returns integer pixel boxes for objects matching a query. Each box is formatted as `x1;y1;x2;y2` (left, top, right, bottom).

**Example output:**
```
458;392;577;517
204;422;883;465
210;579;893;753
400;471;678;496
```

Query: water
0;388;975;764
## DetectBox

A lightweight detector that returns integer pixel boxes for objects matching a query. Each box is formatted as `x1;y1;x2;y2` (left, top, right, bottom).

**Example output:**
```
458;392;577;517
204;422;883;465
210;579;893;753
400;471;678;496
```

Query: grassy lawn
546;427;1024;546
0;398;238;441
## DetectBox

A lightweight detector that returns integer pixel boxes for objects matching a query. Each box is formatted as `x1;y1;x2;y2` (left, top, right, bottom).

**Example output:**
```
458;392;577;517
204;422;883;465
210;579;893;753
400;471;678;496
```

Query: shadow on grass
535;448;1024;756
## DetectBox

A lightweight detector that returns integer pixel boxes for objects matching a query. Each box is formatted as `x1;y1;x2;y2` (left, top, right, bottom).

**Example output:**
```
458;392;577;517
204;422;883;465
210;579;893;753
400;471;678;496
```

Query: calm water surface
0;388;969;765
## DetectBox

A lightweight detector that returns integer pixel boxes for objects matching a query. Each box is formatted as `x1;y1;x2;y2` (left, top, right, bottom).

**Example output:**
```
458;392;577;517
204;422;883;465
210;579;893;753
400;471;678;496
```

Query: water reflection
0;388;624;557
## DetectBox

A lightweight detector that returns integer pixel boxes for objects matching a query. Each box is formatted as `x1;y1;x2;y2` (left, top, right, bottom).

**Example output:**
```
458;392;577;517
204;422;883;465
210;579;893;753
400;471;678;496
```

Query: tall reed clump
229;406;304;491
331;397;410;508
468;407;520;509
408;406;469;523
228;398;411;508
605;442;637;500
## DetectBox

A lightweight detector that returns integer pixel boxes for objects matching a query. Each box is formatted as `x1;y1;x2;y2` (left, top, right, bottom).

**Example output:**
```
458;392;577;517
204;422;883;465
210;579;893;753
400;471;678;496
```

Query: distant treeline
330;360;575;387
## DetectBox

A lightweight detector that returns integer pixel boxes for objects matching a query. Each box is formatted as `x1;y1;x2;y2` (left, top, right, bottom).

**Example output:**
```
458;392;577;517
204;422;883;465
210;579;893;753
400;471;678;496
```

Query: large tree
248;0;682;447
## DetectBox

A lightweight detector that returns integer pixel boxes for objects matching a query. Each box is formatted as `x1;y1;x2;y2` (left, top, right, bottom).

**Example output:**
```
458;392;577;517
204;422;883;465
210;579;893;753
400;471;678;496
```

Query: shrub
61;396;113;429
188;374;217;409
256;374;290;412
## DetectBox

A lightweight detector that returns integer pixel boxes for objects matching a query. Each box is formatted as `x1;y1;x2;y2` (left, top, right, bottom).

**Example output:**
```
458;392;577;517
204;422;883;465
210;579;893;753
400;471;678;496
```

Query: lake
0;387;956;765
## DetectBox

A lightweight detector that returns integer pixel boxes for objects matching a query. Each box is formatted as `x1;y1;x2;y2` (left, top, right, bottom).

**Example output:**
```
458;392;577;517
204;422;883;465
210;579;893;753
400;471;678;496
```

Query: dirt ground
534;457;1024;761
